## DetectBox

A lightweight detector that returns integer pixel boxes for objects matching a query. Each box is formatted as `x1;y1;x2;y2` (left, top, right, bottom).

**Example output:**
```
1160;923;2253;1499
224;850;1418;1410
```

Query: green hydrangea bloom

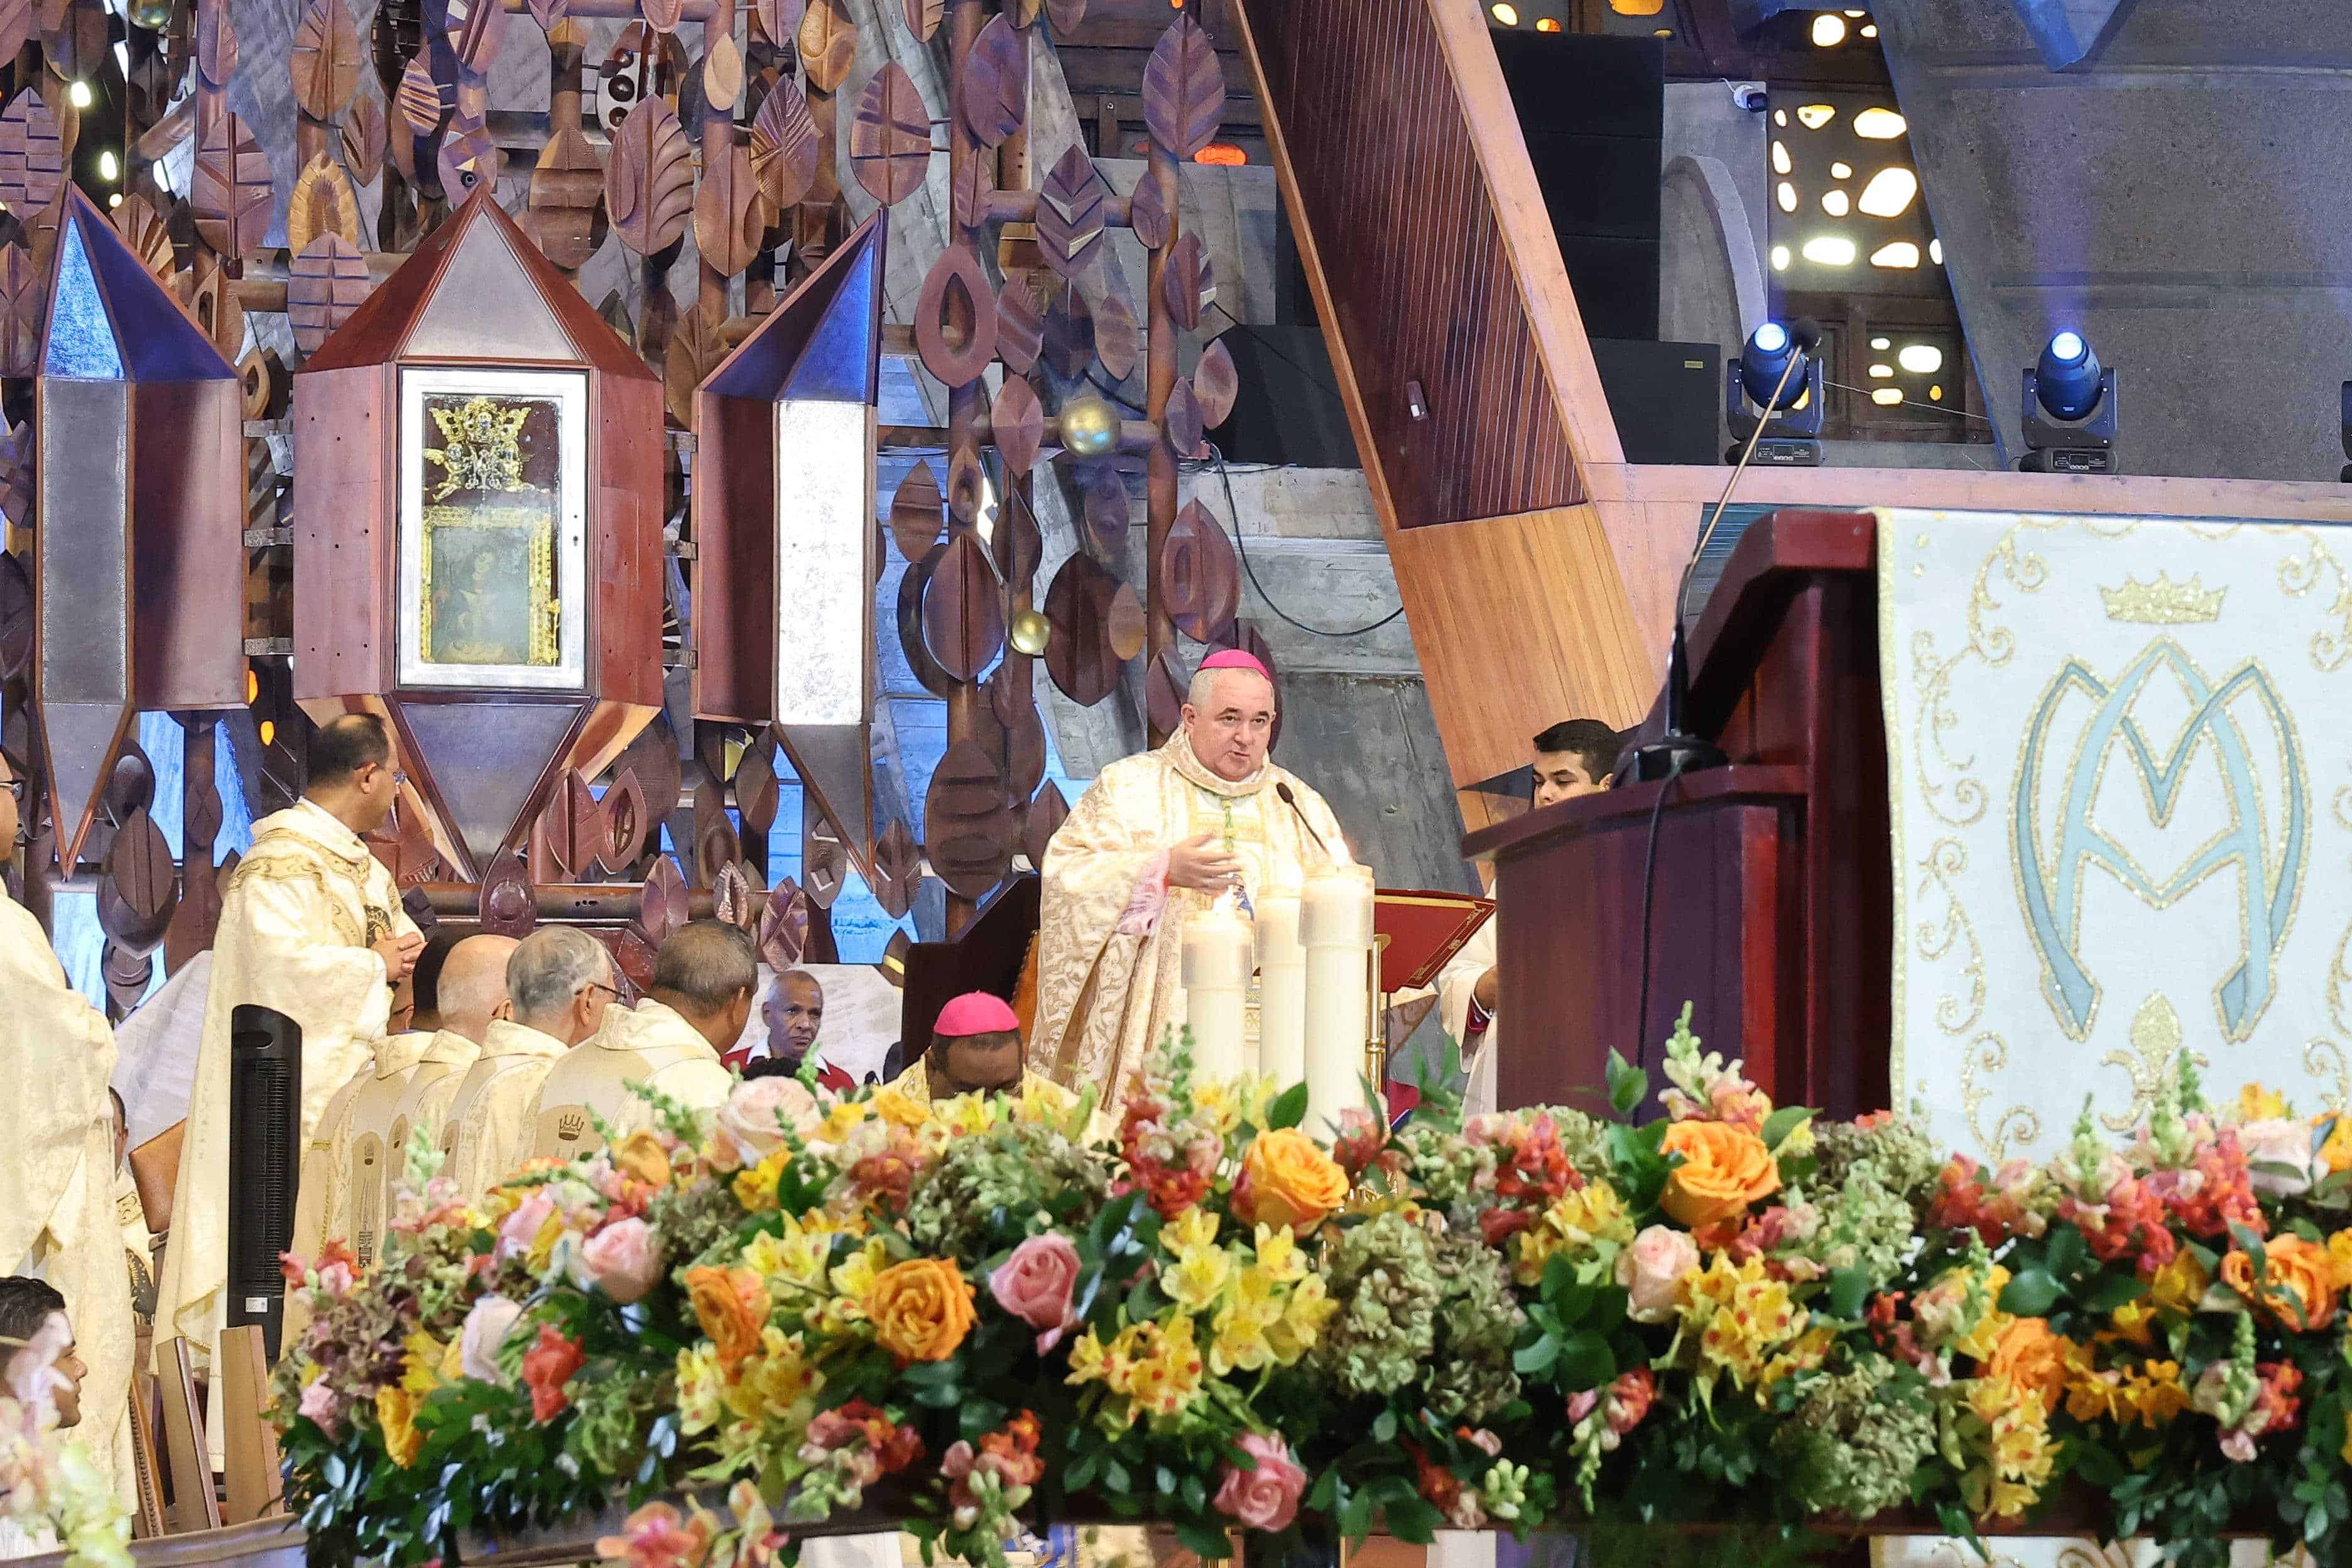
1812;1113;1943;1217
1314;1211;1444;1400
903;1120;1109;1256
1771;1354;1935;1520
1423;1228;1525;1423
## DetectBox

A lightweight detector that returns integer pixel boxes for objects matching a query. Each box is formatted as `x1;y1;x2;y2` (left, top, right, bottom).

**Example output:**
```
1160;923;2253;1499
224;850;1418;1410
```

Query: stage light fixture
2020;329;2118;473
67;79;91;108
1725;319;1824;465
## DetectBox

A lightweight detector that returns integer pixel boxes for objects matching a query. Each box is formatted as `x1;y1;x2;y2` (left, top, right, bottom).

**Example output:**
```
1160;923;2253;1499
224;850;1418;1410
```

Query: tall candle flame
1331;837;1356;869
1212;886;1242;917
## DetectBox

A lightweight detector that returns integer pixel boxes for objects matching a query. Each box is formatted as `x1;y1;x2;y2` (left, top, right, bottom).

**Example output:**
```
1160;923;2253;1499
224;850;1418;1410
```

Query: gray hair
507;927;613;1028
1185;663;1274;712
651;920;758;1012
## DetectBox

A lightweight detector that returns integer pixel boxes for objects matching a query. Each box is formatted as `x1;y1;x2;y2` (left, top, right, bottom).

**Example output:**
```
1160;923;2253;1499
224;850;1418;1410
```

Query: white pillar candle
1301;860;1376;1136
1254;885;1306;1091
1180;891;1253;1084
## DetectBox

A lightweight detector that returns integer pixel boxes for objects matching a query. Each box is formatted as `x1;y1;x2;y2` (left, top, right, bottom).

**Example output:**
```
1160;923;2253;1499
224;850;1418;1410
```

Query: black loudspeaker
1590;339;1723;466
1488;32;1665;341
227;1003;303;1362
1204;325;1358;469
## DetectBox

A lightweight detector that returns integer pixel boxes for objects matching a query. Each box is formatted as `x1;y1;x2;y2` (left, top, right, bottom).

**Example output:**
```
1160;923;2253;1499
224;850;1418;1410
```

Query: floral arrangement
0;1310;133;1568
276;1013;2352;1568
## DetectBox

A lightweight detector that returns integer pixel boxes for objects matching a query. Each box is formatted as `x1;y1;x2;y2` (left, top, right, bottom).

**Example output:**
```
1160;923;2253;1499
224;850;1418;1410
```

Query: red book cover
1375;889;1496;994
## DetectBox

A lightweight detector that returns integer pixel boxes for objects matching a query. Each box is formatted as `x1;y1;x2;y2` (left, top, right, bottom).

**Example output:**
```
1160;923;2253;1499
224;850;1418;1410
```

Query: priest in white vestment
1033;650;1347;1112
0;751;134;1498
444;927;616;1198
386;934;517;1167
156;714;423;1388
529;920;746;1156
1435;719;1623;1119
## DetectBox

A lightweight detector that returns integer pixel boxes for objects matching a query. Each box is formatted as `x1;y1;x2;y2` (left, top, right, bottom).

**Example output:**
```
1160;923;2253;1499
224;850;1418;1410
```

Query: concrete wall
1659;83;1769;455
1875;0;2352;481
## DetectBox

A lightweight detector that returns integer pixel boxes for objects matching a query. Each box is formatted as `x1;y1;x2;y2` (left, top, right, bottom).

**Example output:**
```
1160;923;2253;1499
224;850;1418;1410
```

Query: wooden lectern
1461;510;1890;1121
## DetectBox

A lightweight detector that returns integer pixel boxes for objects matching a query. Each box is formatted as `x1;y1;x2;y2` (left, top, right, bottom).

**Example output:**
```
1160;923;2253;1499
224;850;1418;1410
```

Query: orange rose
866;1258;977;1363
612;1129;674;1189
1659;1120;1780;1229
1984;1315;2071;1408
1234;1130;1351;1233
683;1265;771;1375
2221;1235;2338;1331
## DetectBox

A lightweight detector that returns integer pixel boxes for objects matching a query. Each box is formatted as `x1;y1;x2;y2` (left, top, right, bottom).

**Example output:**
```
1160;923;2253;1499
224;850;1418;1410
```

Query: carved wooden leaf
0;0;28;77
536;770;599;876
529;124;605;271
993;495;1042;594
0;92;62;214
923;530;1004;682
1143;14;1224;160
703;33;743;112
640;854;689;947
890;460;944;560
750;77;819;209
664;299;727;427
445;0;501;74
849;60;929;207
605;94;694;255
1094;290;1137;381
797;0;856;94
991;375;1043;477
1036;143;1105;280
1126;165;1169;249
996;276;1042;376
694;778;742;886
1023;781;1069;867
1146;646;1189;736
529;0;569;27
395;55;444;136
1080;462;1128;550
189;261;246;358
642;0;683;32
945;440;984;524
923;739;1011;901
914;245;998;388
758;883;810;969
1043;0;1086;34
962;13;1024;150
1041;282;1093;380
288;234;371;356
291;0;362;121
1195;335;1239;428
110;193;173;282
1043;552;1126;706
1006;0;1040;27
286;151;361;254
871;818;922;919
802;815;846;908
1160;498;1240;643
438;122;499;202
0;245;39;378
1107;579;1146;659
712;861;756;929
900;0;942;39
0;419;29;534
1164;375;1206;459
104;808;176;928
732;733;780;834
694;143;763;276
196;0;237;88
342;91;385;186
996;682;1045;799
476;854;538;939
752;0;806;46
599;768;654;871
1163;230;1211;330
192;112;271;258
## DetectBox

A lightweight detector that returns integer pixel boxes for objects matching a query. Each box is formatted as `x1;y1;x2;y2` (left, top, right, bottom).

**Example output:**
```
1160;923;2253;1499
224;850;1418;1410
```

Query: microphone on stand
1275;782;1332;858
1625;317;1822;784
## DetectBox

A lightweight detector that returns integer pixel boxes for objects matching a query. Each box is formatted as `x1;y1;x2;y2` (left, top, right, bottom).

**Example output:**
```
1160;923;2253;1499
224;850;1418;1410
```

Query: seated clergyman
885;992;1060;1103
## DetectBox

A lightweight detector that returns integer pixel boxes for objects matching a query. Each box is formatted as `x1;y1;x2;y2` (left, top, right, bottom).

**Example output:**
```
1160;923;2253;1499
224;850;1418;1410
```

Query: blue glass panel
780;242;878;404
44;220;124;381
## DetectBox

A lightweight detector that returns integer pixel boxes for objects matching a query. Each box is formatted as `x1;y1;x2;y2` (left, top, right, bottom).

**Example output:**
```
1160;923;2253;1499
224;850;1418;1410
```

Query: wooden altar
1461;509;1889;1121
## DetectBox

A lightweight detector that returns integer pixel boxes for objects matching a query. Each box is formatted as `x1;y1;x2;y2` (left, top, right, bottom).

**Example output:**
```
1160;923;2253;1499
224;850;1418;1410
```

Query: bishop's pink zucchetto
1198;648;1272;682
933;991;1021;1037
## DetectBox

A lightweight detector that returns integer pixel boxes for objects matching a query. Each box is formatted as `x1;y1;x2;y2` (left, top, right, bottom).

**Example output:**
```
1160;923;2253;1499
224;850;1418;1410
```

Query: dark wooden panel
291;365;395;700
690;391;778;723
591;374;667;710
1235;0;1582;527
129;378;246;710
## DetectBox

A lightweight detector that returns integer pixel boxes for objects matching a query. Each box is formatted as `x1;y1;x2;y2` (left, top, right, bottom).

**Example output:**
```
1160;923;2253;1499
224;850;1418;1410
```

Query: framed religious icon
396;366;591;690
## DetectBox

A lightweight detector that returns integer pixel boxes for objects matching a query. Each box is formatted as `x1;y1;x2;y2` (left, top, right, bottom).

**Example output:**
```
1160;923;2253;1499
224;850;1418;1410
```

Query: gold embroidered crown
2099;572;2224;624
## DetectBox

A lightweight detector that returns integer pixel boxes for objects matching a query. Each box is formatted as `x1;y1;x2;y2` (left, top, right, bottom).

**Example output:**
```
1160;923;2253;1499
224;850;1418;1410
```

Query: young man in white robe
1033;650;1348;1113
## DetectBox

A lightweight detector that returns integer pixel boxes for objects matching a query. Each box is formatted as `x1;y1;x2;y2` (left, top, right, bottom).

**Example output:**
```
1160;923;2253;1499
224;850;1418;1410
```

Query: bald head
305;712;400;834
508;927;616;1046
435;934;518;1045
1182;666;1277;782
651;921;759;1053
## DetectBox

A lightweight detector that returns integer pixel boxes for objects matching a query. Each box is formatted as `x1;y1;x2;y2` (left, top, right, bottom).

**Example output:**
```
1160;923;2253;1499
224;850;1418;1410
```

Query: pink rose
4;1311;70;1409
989;1234;1082;1353
297;1376;344;1437
1615;1224;1700;1323
579;1217;665;1305
2238;1119;2317;1197
1212;1432;1307;1532
713;1077;822;1170
498;1191;557;1263
460;1295;525;1383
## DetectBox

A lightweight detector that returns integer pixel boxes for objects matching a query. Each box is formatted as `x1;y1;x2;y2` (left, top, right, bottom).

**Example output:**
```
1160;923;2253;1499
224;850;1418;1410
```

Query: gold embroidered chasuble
442;1020;572;1199
0;885;136;1498
528;1000;734;1157
1032;732;1345;1111
157;798;417;1385
296;1030;437;1271
388;1028;482;1169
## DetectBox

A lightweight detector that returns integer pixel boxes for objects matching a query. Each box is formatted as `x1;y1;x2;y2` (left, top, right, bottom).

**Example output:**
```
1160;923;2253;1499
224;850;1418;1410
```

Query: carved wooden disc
996;275;1043;375
962;13;1025;149
1160;497;1240;643
991;374;1043;477
287;151;362;254
0;92;62;215
288;234;371;355
923;530;1004;682
901;0;942;42
870;818;922;920
1163;230;1211;331
913;244;998;388
1143;13;1224;161
1125;161;1168;249
1079;461;1128;548
292;0;363;121
1037;143;1106;280
1164;375;1207;459
1040;281;1094;381
750;75;819;209
890;460;944;560
1042;551;1126;707
530;124;606;272
342;90;386;186
1194;335;1239;428
1023;780;1069;867
923;739;1011;901
1094;289;1138;381
605;94;694;255
797;0;856;94
850;60;930;207
192;111;270;258
694;143;764;276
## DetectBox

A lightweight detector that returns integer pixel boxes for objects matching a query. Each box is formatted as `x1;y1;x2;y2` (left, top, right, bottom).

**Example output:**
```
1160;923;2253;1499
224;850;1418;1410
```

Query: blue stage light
1738;322;1802;409
2035;330;2103;421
